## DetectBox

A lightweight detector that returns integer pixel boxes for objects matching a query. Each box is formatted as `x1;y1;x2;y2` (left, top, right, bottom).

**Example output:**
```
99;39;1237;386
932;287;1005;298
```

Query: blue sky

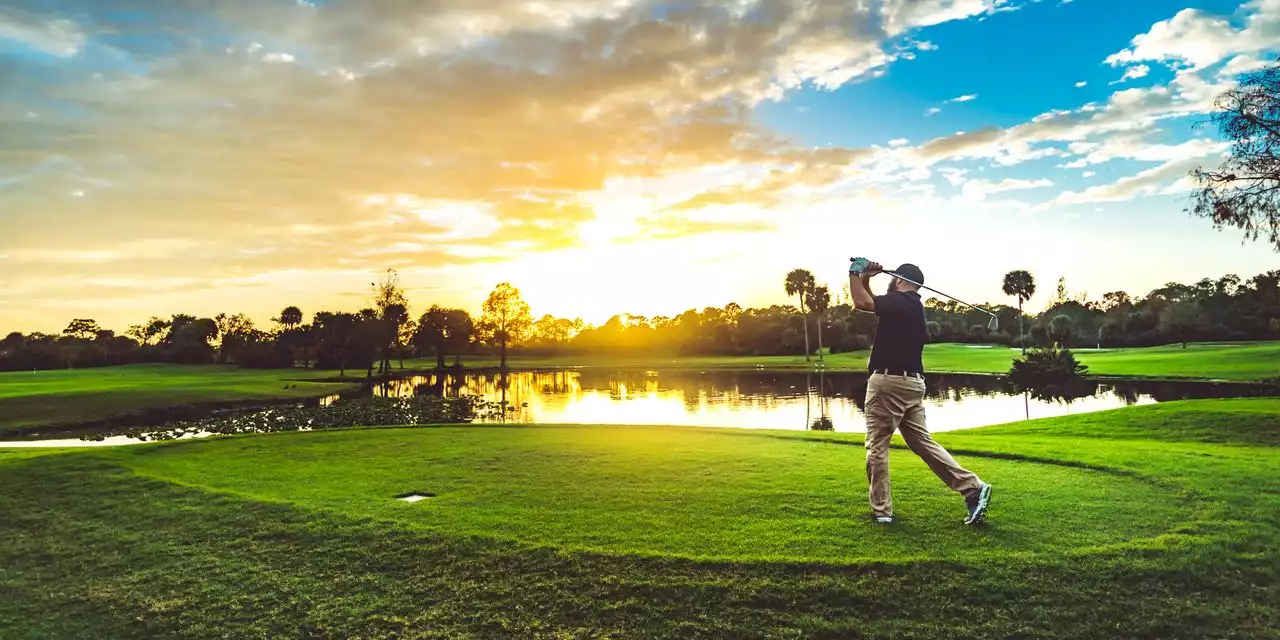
0;0;1278;331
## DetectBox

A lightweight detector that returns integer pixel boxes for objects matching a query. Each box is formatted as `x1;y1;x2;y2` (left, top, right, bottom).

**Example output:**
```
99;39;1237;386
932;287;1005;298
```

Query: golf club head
987;316;999;332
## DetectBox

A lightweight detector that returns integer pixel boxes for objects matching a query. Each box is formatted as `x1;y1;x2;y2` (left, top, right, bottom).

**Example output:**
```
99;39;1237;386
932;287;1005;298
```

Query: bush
1008;346;1094;402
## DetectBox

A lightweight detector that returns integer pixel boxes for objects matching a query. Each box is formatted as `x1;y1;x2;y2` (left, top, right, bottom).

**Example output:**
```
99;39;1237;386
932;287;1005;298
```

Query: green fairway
117;426;1187;563
0;399;1276;638
0;364;359;436
428;341;1280;381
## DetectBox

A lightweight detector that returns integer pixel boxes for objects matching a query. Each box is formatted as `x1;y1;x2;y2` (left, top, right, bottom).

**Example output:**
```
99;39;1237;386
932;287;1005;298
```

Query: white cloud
1218;54;1270;78
1106;2;1280;72
1044;153;1224;208
1110;64;1150;85
1061;137;1230;168
1106;9;1238;70
960;177;1053;202
1075;81;1088;88
888;138;910;147
262;52;296;64
899;66;1235;172
939;167;969;186
1082;171;1095;178
925;107;943;116
881;0;1011;36
947;94;979;103
0;7;85;57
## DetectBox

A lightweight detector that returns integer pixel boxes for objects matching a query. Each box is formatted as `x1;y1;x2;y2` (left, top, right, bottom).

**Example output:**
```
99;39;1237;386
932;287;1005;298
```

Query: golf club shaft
885;271;996;318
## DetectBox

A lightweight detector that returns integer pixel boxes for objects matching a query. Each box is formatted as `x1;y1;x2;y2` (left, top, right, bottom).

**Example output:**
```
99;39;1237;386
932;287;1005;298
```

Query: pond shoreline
305;365;1280;385
4;368;1277;445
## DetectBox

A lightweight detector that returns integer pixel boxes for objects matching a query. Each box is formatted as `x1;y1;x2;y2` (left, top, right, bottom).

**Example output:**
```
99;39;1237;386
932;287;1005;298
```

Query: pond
4;369;1274;447
352;369;1278;433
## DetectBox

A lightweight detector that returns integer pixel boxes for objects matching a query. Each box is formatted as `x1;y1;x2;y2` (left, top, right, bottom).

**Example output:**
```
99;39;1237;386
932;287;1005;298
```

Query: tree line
2;266;1277;374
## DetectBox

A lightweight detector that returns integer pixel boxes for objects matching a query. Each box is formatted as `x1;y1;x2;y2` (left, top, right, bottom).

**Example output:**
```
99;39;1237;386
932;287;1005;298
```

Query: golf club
850;257;999;332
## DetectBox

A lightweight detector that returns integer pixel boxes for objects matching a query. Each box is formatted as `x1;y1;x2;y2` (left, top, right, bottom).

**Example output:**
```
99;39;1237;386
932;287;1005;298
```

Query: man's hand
851;261;880;313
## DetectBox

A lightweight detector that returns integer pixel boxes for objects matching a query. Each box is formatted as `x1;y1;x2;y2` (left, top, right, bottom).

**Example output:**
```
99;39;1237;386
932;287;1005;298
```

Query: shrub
1008;345;1094;402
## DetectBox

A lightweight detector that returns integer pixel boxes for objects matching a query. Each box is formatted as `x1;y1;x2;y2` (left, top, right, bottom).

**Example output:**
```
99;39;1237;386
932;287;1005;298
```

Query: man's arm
850;261;882;314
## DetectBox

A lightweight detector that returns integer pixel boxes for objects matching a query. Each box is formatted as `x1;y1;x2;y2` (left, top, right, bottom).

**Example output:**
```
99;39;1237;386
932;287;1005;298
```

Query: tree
214;313;256;364
1097;319;1123;348
926;321;942;341
1047;314;1074;346
1189;64;1280;252
970;324;988;342
356;308;382;379
784;269;816;361
371;269;410;375
1;332;25;352
1002;270;1036;353
807;285;831;361
442;309;475;366
165;316;218;364
1159;302;1207;349
1100;291;1132;313
1055;277;1069;305
480;282;532;369
62;319;101;341
276;306;303;330
314;311;359;376
416;306;452;369
127;316;169;346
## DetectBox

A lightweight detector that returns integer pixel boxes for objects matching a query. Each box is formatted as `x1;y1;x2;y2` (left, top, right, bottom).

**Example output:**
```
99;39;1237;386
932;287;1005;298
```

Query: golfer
849;261;992;525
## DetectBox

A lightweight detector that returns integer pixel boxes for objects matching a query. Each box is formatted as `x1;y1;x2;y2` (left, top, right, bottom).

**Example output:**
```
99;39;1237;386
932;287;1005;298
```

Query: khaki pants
864;373;982;517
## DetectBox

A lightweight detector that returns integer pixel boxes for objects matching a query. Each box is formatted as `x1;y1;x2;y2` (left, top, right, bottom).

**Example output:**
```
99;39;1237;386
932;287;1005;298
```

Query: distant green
423;340;1280;381
0;364;357;435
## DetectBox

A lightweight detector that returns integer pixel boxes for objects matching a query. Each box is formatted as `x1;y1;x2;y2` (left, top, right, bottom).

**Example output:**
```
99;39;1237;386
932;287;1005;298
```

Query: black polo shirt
868;291;927;375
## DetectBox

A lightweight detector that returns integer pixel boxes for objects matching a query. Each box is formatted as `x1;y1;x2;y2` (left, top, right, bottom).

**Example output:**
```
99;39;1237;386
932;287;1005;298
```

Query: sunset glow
2;0;1279;331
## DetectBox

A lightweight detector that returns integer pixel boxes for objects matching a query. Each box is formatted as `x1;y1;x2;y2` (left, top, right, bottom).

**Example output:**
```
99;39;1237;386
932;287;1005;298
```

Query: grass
0;364;359;436
0;399;1276;638
116;427;1187;563
416;341;1280;382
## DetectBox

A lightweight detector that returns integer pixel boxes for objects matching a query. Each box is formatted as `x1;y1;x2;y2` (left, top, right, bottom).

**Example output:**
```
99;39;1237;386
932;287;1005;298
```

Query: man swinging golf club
849;259;993;526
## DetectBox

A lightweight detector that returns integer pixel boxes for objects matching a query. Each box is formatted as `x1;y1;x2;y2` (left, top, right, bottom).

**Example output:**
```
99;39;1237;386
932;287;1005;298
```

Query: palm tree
808;285;831;361
276;306;303;330
1002;270;1036;354
784;269;816;361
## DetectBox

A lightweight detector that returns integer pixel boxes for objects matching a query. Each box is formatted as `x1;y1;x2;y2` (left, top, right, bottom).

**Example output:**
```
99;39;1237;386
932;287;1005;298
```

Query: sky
1;0;1278;333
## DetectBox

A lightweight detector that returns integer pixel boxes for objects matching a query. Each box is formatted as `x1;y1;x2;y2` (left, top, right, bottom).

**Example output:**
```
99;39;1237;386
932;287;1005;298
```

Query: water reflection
364;370;1278;433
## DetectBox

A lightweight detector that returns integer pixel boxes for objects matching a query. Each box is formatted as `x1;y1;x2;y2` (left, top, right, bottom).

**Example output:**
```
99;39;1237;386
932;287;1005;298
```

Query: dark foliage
1190;63;1280;251
1008;346;1095;402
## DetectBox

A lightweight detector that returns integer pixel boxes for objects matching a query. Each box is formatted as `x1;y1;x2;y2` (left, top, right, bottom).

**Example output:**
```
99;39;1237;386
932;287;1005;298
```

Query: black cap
894;263;924;285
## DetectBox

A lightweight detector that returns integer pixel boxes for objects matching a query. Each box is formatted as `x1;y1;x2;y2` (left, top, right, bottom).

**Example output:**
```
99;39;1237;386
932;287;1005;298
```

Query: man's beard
885;280;897;295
